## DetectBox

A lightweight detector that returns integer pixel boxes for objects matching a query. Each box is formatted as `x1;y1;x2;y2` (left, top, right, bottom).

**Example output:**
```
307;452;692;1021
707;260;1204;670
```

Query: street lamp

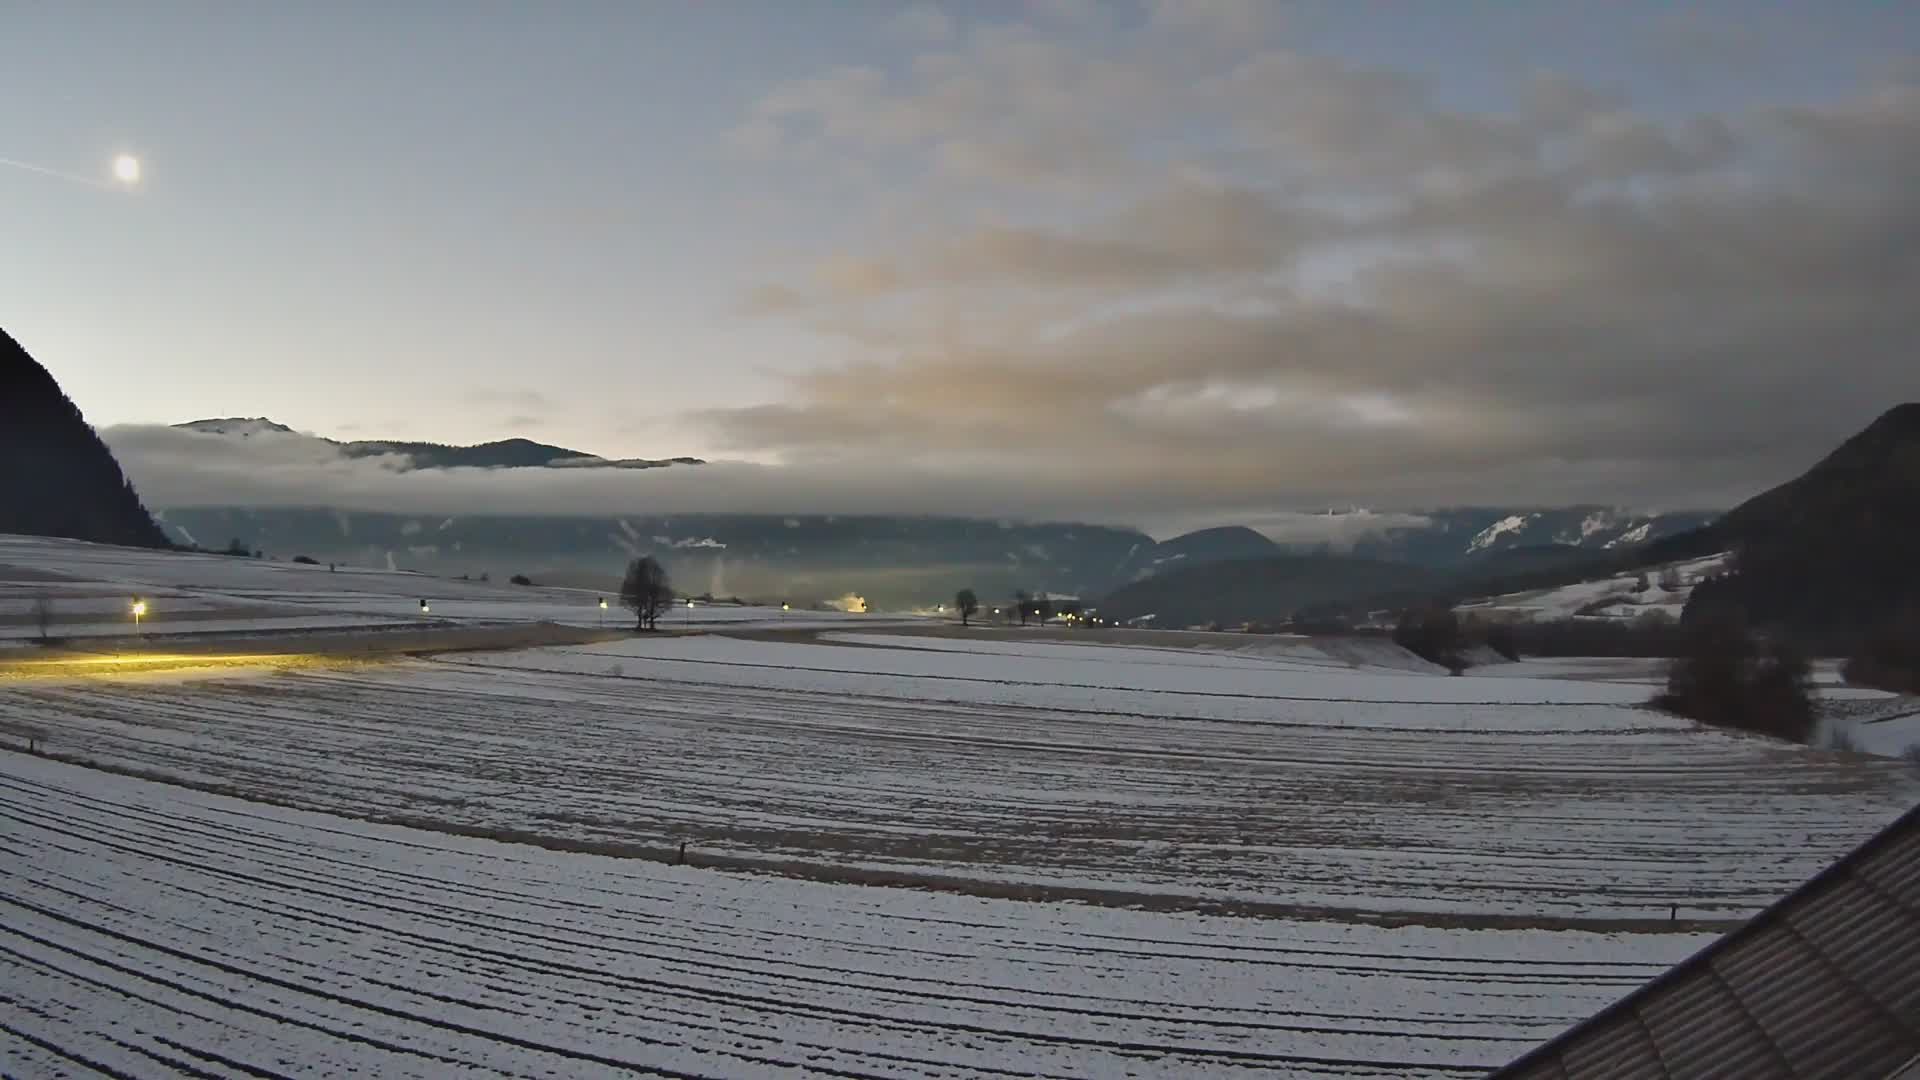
598;597;608;628
419;599;430;615
130;598;146;631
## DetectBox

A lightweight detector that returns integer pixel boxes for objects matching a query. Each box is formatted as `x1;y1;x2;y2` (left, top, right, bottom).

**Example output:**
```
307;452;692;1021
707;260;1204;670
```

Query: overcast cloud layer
82;5;1920;533
706;5;1920;517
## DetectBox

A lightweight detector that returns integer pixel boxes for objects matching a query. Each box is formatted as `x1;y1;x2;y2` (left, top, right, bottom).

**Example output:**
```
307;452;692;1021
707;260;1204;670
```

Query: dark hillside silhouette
1676;404;1920;649
1098;554;1448;627
0;328;169;548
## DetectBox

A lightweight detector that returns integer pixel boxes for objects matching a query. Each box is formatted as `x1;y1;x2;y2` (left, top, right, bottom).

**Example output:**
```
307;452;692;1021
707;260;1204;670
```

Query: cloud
740;282;809;313
1026;0;1104;27
709;29;1920;514
462;388;554;411
105;423;1371;530
890;3;954;43
1147;0;1285;40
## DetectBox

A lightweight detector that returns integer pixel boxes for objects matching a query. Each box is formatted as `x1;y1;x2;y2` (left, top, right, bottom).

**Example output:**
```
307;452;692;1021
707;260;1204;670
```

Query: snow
10;627;1916;921
5;533;1918;1073
1459;553;1729;623
1816;698;1920;758
0;751;1713;1078
471;633;1660;711
1467;514;1532;553
1604;521;1653;548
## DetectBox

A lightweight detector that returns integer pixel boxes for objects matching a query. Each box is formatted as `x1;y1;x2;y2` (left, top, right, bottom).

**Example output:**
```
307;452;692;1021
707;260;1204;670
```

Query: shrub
509;574;533;586
1841;611;1920;694
1482;621;1520;662
1395;604;1466;672
291;555;319;565
1653;615;1815;743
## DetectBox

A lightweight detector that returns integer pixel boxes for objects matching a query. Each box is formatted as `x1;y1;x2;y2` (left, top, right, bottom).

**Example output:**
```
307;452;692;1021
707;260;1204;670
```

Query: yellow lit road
0;623;633;681
0;652;337;681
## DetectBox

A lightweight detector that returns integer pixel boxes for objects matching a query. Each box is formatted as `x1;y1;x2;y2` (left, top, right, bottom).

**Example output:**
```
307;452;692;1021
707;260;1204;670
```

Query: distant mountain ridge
1116;525;1279;581
2;329;169;549
149;419;1728;610
175;417;705;471
1341;506;1716;565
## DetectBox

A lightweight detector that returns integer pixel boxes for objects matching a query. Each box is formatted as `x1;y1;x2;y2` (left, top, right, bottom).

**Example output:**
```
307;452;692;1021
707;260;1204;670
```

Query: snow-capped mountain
1343;506;1718;565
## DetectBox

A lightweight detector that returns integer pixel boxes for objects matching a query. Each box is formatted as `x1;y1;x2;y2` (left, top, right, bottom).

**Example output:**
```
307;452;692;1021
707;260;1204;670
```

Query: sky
6;1;1920;532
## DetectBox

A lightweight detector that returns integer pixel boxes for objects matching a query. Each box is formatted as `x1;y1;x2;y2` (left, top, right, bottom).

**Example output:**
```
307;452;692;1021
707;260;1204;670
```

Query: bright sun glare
112;154;141;184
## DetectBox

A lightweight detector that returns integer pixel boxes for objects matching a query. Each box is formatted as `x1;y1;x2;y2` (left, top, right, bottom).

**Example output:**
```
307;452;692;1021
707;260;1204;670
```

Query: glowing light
130;599;147;618
598;598;608;609
113;154;141;185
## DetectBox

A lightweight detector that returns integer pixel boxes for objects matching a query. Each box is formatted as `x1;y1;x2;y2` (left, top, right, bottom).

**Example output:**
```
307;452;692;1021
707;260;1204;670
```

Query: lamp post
419;599;430;616
130;598;146;633
598;597;607;628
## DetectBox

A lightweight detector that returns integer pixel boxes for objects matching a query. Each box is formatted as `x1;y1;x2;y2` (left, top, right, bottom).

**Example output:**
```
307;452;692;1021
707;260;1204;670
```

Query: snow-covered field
0;533;880;640
8;627;1916;924
5;535;1919;1077
1459;553;1729;623
0;752;1712;1078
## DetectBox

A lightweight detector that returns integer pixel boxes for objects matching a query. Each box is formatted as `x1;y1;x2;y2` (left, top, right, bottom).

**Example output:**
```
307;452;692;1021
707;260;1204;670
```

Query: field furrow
2;752;1700;1078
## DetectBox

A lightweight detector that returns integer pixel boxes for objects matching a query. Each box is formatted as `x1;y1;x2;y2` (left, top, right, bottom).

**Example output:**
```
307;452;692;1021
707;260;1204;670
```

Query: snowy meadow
3;536;1918;1077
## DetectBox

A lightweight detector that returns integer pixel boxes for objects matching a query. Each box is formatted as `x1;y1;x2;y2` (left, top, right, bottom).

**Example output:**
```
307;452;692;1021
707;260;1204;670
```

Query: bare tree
31;594;53;642
1013;589;1031;626
620;556;674;631
955;588;979;627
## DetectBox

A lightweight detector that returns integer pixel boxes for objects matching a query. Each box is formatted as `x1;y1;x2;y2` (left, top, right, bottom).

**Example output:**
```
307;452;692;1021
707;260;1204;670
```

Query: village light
419;599;430;614
130;598;147;630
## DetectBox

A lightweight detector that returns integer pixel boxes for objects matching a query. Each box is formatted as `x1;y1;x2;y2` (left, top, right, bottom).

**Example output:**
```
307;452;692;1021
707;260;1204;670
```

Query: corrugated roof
1494;801;1920;1080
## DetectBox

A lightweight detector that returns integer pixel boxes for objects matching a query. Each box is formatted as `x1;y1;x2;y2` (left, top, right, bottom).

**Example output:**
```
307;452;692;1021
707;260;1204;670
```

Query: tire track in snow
0;752;1657;1077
